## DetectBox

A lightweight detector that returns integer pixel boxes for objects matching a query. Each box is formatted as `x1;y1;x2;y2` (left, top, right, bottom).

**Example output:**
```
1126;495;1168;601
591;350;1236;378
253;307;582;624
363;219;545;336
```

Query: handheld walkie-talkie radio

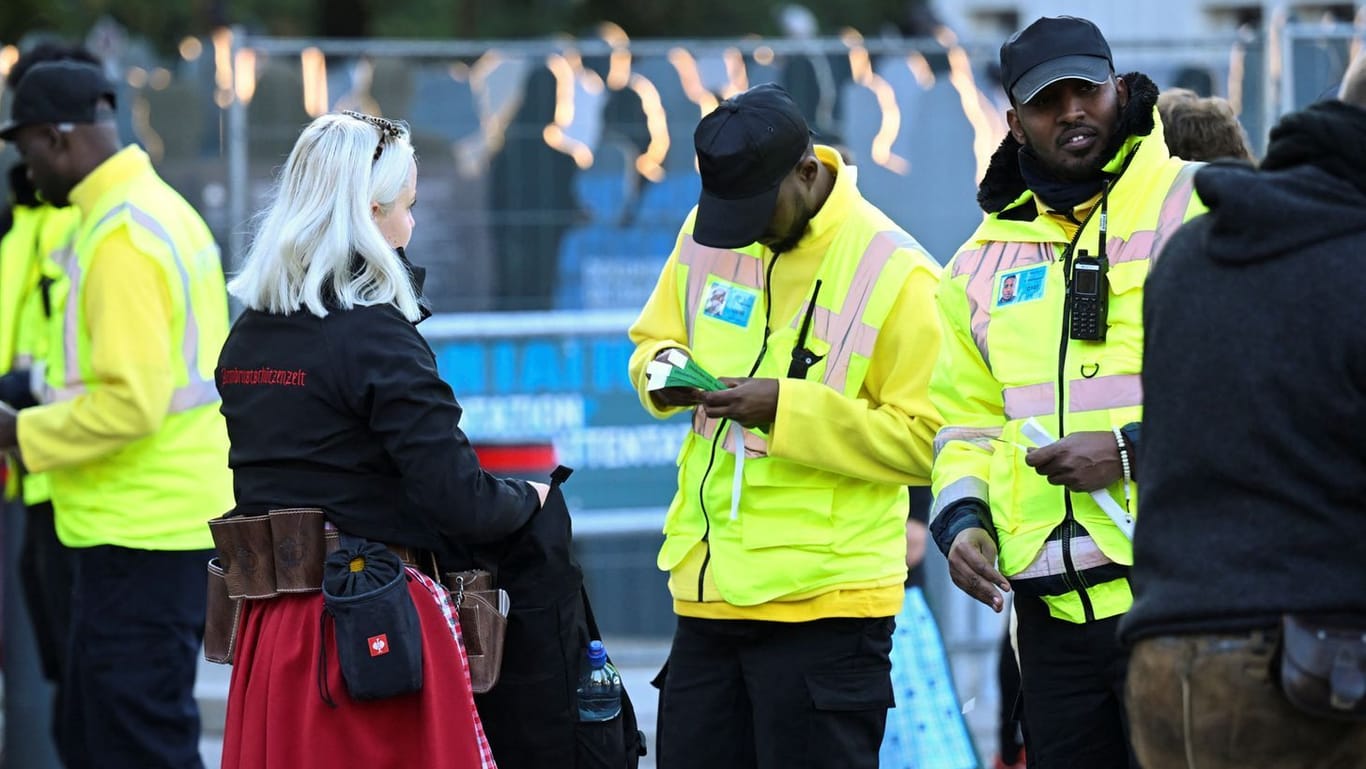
1069;248;1108;341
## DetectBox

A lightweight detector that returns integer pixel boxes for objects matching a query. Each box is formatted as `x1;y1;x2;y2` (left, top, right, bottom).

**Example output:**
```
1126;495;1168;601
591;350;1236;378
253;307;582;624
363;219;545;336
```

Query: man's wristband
0;370;36;410
929;498;994;557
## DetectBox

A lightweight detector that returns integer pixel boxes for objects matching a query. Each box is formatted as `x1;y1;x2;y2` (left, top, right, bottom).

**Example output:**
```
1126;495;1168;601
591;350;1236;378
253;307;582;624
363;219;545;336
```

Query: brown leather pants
1127;632;1366;769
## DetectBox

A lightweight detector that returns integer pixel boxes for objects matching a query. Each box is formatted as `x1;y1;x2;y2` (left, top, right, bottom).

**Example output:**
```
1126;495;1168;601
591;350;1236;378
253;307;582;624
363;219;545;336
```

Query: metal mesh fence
219;32;1273;312
14;28;1361;312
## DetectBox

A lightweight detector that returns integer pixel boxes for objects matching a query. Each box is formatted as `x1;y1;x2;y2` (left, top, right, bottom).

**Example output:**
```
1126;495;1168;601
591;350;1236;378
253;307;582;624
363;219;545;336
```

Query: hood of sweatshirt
1194;100;1366;265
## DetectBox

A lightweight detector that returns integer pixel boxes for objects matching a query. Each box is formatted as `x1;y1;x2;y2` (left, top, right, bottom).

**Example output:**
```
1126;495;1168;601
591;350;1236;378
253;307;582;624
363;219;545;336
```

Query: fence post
226;24;249;272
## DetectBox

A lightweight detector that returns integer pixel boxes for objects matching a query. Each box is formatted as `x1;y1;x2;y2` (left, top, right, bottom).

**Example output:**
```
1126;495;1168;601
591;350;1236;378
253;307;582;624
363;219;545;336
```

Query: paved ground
196;637;1000;769
195;640;669;769
6;640;995;768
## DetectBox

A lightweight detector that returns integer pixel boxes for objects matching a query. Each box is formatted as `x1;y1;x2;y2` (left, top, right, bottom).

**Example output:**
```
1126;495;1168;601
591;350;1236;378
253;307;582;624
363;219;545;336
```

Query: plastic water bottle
576;639;623;721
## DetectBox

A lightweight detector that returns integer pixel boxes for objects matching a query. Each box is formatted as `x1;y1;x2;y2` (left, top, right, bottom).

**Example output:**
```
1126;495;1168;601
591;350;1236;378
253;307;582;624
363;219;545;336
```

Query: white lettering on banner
460;395;587;437
554;425;690;470
581;257;668;310
458;394;688;469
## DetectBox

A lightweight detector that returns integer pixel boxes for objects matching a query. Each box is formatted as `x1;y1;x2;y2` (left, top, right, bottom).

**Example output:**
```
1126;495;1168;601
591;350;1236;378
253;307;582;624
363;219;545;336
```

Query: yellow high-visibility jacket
17;146;232;550
629;147;943;621
0;204;79;505
931;120;1204;623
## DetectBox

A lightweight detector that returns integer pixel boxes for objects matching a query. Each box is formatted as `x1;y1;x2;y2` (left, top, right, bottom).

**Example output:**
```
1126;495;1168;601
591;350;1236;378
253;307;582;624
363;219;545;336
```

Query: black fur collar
976;72;1161;215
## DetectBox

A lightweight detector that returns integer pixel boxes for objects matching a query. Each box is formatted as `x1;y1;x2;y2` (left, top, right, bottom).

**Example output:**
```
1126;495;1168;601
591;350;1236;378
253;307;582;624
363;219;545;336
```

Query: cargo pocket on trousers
806;667;895;712
804;666;896;760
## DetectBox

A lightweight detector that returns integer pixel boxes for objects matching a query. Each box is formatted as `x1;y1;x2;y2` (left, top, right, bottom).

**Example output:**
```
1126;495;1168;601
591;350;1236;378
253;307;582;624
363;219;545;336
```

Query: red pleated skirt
220;570;496;769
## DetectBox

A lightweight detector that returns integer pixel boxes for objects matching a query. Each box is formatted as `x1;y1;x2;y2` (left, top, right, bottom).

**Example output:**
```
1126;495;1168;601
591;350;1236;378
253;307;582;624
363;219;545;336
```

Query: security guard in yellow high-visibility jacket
0;160;81;690
629;83;943;769
0;43;101;739
927;16;1205;769
0;59;231;769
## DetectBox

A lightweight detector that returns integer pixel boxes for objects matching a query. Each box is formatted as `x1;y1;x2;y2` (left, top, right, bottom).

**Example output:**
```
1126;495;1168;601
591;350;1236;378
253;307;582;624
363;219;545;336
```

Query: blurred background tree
2;0;936;52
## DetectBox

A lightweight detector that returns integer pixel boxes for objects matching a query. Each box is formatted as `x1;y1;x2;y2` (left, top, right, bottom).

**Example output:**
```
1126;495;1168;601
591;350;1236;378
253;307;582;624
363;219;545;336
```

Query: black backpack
461;466;647;769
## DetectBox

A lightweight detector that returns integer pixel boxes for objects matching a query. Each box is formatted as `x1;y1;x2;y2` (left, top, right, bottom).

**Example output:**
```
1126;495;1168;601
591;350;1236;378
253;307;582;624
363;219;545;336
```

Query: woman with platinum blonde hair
212;110;549;769
228;110;425;319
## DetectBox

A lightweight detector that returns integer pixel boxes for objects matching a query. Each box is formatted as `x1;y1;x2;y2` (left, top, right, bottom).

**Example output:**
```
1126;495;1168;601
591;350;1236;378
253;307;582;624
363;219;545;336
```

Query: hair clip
341;110;407;161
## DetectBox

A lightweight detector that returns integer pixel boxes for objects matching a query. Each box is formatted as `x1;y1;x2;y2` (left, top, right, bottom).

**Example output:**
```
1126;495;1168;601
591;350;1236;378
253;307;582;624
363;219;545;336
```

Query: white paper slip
645;360;674;391
1019;417;1135;541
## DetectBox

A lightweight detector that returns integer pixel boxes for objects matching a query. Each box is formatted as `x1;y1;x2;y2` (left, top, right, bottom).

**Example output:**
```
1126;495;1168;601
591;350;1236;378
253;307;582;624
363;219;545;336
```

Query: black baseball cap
693;83;810;249
0;60;116;141
1000;16;1113;105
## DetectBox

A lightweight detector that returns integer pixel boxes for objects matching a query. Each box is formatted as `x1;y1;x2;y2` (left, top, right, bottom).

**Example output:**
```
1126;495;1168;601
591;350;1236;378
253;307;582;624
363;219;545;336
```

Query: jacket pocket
1100;259;1147;360
988;436;1026;537
740;459;835;550
1106;260;1148;295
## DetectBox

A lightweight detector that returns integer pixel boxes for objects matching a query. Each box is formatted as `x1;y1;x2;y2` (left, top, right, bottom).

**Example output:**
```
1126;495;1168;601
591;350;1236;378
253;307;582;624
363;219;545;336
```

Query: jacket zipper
693;252;780;602
1057;234;1097;624
695;436;723;601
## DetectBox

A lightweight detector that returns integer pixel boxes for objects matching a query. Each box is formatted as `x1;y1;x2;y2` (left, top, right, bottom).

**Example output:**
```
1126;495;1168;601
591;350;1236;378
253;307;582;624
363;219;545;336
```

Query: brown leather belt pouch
268;507;331;592
204;508;336;664
204;557;243;664
208;513;279;599
207;508;342;600
444;569;509;693
203;506;439;666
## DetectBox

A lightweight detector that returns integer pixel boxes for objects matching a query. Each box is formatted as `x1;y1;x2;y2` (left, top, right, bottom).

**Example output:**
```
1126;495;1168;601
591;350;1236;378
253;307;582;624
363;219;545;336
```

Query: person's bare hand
947;528;1011;612
1024;430;1121;492
701;378;778;429
648;349;705;409
651;386;703;409
905;518;928;571
528;481;550;507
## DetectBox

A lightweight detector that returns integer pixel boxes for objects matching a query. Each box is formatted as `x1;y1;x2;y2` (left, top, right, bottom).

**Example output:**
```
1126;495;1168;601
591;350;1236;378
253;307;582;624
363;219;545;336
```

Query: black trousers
19;501;74;684
1014;595;1138;769
997;624;1025;763
656;615;894;769
57;545;212;769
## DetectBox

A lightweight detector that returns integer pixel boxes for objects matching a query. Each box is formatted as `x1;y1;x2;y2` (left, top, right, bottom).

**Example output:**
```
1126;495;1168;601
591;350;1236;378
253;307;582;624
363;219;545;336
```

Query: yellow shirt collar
68;145;152;217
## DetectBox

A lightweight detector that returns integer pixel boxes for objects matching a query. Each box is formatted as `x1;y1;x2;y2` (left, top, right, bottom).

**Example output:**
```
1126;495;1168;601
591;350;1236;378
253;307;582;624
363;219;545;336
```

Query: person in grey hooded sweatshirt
1122;51;1366;768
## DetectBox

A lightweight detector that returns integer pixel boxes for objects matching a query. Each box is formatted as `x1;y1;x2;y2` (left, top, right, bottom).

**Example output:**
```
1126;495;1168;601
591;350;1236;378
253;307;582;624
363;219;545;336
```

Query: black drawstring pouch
320;538;423;702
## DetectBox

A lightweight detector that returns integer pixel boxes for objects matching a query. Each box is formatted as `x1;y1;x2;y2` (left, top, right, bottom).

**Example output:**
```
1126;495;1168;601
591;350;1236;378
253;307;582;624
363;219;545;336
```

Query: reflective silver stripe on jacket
1000;374;1144;420
929;475;990;520
42;203;218;412
1010;534;1116;580
932;425;1002;458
